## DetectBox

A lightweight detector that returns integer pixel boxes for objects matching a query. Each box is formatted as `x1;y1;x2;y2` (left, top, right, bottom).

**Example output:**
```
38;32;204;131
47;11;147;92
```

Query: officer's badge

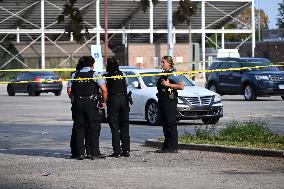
168;87;173;94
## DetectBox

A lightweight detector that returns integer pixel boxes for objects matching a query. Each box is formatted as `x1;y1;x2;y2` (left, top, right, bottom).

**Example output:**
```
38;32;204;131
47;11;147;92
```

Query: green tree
173;0;197;26
277;1;284;28
172;0;197;78
57;0;84;43
172;0;197;59
225;7;268;42
235;8;268;29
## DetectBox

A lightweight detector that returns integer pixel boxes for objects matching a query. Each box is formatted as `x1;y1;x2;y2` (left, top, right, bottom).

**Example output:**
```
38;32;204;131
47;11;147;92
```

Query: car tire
244;84;257;101
54;91;61;96
281;96;284;101
202;117;219;125
145;100;160;126
7;84;15;96
27;85;36;96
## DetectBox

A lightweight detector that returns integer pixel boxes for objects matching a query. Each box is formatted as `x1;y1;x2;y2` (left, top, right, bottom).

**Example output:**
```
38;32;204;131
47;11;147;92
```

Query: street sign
91;45;103;72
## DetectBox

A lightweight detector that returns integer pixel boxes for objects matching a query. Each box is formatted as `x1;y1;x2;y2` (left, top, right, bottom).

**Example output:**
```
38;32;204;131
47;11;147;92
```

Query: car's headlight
178;97;184;104
214;94;221;102
255;75;269;80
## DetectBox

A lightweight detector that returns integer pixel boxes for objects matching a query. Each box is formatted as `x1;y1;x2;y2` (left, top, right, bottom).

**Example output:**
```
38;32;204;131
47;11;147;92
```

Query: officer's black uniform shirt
72;71;99;97
104;70;127;96
157;69;180;98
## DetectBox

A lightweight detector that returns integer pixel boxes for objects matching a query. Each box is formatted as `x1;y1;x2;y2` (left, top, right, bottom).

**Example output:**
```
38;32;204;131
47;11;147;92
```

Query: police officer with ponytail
156;56;184;153
104;57;130;158
67;56;108;160
68;58;84;159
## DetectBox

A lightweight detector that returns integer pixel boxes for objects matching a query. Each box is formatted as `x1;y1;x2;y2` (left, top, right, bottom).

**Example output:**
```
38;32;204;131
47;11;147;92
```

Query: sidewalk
145;139;284;158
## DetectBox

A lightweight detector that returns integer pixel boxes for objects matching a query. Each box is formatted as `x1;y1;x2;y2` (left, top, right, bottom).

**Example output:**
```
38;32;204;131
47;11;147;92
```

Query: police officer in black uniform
104;57;130;157
156;56;184;153
68;58;84;158
67;56;108;160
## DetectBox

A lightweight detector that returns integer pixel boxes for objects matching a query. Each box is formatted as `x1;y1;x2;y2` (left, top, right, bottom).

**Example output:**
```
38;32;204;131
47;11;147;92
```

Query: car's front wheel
145;100;160;126
244;84;257;101
202;117;219;125
7;84;15;96
27;85;36;96
54;91;61;96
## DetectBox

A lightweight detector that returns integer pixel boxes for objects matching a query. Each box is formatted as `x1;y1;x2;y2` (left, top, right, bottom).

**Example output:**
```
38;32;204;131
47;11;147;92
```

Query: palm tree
57;0;83;43
173;0;197;78
140;0;159;13
57;0;159;43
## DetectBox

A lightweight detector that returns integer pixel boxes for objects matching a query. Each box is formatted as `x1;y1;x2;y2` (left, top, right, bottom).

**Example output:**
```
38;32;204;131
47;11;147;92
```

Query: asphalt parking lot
0;83;283;188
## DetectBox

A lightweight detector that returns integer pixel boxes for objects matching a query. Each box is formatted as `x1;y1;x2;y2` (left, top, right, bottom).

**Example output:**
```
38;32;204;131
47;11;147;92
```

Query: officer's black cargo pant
72;98;101;156
70;115;92;156
107;94;130;154
158;97;178;151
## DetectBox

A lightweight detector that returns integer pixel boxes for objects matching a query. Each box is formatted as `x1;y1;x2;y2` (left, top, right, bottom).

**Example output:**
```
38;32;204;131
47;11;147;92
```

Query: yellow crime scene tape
0;62;283;85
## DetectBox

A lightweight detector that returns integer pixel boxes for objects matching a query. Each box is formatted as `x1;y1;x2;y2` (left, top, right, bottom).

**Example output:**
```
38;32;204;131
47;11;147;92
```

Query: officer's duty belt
156;93;168;98
109;92;127;97
75;96;93;100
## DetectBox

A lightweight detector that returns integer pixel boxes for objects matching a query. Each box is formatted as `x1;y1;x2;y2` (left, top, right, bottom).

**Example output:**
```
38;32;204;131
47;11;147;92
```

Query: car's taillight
34;77;43;82
34;77;40;81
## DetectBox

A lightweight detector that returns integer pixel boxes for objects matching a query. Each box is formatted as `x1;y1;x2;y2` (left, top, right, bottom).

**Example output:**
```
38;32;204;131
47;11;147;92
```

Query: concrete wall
128;43;193;71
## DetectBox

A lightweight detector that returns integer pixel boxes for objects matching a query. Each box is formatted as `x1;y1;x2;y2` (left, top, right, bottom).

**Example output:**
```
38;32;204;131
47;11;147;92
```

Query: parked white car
104;68;223;125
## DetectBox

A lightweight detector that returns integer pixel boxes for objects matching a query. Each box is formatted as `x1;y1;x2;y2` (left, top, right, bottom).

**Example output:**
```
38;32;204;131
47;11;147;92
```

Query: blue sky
259;0;282;29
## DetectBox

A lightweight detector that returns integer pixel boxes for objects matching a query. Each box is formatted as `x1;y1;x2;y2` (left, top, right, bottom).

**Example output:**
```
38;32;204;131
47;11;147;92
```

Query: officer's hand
161;79;170;87
99;103;106;110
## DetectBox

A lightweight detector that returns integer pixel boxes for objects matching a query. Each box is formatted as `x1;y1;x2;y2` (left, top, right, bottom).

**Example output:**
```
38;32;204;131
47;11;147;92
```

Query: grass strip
178;120;284;150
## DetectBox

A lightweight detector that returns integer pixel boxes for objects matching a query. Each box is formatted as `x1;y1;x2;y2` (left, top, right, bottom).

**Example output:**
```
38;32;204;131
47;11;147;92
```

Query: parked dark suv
205;57;284;101
7;71;63;96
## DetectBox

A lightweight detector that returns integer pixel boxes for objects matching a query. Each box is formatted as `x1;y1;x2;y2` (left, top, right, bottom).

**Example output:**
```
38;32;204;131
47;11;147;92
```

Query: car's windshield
240;59;279;71
140;72;193;87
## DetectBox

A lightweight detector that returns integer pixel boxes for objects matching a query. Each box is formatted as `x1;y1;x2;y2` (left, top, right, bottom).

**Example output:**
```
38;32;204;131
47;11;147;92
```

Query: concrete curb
145;139;284;158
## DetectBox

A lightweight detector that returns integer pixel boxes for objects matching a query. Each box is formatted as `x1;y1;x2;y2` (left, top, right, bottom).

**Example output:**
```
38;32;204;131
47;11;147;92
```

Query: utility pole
167;0;173;56
257;0;261;41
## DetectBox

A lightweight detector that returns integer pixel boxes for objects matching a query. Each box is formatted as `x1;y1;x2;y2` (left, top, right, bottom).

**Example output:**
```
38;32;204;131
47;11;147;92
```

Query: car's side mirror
132;81;140;88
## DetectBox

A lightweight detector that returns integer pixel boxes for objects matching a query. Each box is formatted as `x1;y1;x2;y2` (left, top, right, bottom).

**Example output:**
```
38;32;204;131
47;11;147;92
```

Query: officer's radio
127;91;133;105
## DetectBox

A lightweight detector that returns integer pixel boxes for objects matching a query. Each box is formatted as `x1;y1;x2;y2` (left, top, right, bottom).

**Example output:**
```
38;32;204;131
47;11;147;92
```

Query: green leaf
173;0;197;26
140;0;150;13
57;0;84;42
57;15;65;24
